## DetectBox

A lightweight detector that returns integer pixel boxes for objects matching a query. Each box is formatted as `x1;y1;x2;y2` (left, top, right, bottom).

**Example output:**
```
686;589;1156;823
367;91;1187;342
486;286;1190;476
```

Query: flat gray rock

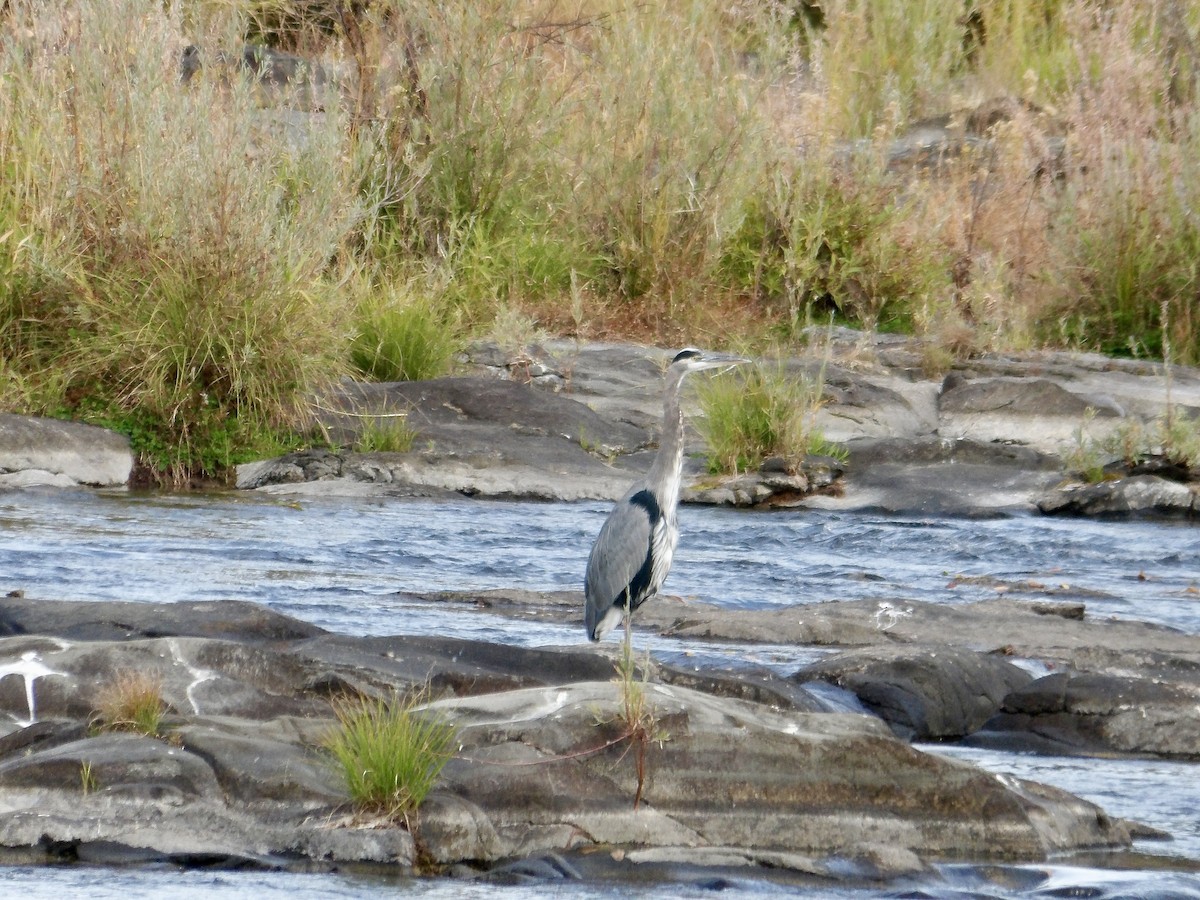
231;336;1200;515
1038;474;1199;518
0;596;325;642
0;597;1151;878
8;335;1200;517
807;436;1062;514
0;414;132;487
429;681;1131;863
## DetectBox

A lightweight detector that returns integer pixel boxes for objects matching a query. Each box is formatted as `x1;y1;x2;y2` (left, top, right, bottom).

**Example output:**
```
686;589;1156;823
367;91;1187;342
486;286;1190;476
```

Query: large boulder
238;376;649;501
0;414;132;488
811;436;1062;515
223;336;1200;514
937;376;1124;457
424;681;1132;866
980;672;1200;758
396;591;1200;762
0;597;1146;879
796;645;1034;740
0;630;619;729
1037;475;1198;519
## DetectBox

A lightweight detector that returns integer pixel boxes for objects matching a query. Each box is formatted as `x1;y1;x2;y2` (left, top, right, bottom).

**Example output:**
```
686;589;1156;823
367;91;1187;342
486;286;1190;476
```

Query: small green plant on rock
1159;413;1200;473
609;614;670;810
1064;409;1108;483
325;690;457;825
350;285;462;383
91;671;167;737
79;761;97;795
1067;408;1200;484
351;414;418;454
696;361;841;475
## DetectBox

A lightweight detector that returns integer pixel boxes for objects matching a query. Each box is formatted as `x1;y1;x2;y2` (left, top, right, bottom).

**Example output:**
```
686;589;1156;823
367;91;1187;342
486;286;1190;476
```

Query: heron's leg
620;594;634;676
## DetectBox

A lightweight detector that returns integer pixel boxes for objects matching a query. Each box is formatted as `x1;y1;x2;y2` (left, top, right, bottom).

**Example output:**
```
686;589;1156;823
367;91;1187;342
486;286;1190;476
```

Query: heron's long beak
698;353;750;374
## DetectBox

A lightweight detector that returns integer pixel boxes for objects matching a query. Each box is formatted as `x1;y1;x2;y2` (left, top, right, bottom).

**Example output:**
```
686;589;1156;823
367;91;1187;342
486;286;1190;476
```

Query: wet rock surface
400;587;1200;765
980;672;1200;759
1036;474;1199;519
0;596;1155;881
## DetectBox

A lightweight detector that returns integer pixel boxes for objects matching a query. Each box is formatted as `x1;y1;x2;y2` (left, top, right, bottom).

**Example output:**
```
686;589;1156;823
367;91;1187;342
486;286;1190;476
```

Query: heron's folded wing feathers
585;499;654;615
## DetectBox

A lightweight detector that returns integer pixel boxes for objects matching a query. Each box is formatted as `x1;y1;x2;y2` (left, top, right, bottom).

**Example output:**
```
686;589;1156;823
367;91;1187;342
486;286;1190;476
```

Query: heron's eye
672;348;702;363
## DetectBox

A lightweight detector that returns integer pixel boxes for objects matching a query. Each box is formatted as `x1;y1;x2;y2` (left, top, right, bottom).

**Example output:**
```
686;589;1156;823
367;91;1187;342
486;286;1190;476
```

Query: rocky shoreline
6;333;1200;516
248;332;1200;518
1;334;1199;887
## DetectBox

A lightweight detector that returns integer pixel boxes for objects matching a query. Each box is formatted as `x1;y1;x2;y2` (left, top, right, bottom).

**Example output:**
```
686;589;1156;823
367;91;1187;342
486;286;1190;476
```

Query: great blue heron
584;348;748;641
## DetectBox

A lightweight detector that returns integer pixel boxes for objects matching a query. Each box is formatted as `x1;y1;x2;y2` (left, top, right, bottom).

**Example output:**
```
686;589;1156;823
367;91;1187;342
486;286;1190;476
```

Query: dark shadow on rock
658;665;827;713
0;719;87;758
482;851;583;884
0;597;326;643
293;632;617;699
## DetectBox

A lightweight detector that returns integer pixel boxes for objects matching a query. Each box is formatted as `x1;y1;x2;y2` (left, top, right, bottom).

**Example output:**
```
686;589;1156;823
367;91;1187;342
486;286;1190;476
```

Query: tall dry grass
1034;2;1200;362
345;0;789;332
0;0;359;481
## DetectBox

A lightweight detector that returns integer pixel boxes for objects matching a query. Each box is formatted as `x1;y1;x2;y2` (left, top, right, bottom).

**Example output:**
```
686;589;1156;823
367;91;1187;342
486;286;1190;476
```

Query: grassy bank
1;0;1197;480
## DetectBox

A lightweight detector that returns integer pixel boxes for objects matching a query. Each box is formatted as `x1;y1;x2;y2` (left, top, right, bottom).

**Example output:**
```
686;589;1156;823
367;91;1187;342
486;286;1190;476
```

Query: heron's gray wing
585;495;654;628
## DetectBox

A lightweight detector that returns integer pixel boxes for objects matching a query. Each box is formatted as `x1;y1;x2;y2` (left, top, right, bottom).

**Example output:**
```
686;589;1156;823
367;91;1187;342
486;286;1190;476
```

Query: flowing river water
1;487;1199;898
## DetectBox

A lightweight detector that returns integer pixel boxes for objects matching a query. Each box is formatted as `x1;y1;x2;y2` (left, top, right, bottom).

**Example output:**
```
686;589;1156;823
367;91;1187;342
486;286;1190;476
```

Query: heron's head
670;347;749;375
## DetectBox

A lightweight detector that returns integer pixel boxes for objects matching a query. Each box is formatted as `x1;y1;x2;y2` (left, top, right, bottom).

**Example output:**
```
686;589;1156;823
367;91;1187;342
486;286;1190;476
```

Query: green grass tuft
351;415;418;453
92;671;168;738
696;362;839;475
0;0;356;483
721;155;954;335
350;284;462;383
79;761;97;795
325;691;457;823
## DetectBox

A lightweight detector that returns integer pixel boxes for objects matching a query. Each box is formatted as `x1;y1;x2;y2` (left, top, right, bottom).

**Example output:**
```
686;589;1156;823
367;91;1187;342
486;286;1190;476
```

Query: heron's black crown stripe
672;348;702;364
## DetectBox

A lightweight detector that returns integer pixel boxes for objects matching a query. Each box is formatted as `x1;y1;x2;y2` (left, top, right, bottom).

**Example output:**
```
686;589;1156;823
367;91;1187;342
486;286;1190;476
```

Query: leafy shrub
348;0;591;317
721;157;955;335
1066;405;1200;483
1029;3;1200;364
1046;138;1200;363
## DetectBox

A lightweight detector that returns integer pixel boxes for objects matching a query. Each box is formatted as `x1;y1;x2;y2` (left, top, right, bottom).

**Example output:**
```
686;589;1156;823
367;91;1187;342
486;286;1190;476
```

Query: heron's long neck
649;370;687;515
